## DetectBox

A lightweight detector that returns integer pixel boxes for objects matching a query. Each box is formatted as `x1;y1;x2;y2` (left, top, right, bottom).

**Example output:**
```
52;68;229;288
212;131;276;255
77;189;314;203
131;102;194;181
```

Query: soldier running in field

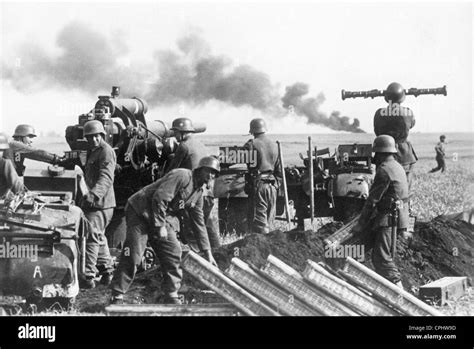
429;135;447;173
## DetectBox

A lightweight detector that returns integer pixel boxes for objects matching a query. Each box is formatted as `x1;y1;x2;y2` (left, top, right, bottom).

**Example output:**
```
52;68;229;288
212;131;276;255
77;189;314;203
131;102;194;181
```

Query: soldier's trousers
369;226;401;284
252;180;277;234
84;208;114;279
110;205;182;298
430;155;446;173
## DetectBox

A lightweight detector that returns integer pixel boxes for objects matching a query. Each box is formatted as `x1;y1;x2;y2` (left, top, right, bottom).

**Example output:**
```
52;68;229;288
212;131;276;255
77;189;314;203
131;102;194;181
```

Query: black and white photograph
0;0;473;346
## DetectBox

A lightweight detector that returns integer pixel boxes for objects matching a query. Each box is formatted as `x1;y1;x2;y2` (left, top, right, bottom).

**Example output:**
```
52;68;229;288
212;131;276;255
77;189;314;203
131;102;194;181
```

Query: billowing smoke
1;21;146;96
147;33;280;111
282;83;364;133
2;23;364;132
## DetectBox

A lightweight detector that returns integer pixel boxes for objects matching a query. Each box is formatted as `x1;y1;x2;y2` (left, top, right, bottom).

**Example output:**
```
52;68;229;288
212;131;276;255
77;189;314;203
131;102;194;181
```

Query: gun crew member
3;124;64;176
373;83;417;191
165;117;220;250
244;118;280;234
110;156;220;305
351;135;409;289
80;120;116;289
0;133;24;197
429;135;447;173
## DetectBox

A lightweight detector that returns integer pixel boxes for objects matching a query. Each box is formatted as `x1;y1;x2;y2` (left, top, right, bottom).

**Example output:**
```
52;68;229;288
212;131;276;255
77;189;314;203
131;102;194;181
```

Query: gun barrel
405;86;447;97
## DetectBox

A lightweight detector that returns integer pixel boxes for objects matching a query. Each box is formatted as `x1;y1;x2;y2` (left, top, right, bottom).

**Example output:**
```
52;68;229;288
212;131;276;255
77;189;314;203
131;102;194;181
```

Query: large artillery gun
63;86;205;248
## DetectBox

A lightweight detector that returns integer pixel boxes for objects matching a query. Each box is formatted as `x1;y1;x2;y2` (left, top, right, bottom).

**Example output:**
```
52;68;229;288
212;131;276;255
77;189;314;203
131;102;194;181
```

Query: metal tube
308;137;315;224
276;141;291;230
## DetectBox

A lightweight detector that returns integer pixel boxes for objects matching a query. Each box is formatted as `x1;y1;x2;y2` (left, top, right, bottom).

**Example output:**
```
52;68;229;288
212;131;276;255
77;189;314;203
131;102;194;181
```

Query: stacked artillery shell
105;303;240;317
303;260;398;316
226;258;319;316
260;255;358;316
181;251;279;316
339;257;442;316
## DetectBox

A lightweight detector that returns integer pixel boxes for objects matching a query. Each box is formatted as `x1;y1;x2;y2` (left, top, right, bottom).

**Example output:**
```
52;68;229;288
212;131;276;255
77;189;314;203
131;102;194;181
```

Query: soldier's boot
80;277;96;289
100;273;113;286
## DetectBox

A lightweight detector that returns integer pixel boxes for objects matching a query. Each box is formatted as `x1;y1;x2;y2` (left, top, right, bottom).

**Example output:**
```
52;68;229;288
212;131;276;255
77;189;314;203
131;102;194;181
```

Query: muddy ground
74;215;474;314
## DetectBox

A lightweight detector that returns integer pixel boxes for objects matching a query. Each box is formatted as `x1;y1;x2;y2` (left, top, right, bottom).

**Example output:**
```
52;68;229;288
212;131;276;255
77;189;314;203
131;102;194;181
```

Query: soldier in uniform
110;156;220;304
373;83;417;191
244;118;280;234
80;120;116;288
429;135;447;173
351;135;409;289
165;117;220;250
3;124;64;176
0;133;24;197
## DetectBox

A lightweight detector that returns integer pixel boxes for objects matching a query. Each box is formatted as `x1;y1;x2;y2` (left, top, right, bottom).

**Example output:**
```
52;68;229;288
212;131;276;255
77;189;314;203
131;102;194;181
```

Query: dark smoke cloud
2;23;364;132
282;83;364;133
147;33;280;111
1;21;146;96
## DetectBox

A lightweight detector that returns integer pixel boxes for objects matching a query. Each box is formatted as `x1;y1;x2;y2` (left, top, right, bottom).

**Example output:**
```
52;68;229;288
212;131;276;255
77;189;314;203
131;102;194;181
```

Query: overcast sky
0;1;472;135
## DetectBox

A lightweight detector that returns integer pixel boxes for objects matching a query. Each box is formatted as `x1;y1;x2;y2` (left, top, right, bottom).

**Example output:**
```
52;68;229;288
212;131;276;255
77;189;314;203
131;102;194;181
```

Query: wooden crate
419;277;468;306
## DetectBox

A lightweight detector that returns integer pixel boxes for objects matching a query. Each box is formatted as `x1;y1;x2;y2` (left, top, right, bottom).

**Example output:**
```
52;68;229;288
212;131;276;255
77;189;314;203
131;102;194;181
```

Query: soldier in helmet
0;132;24;197
244;118;280;234
165;117;220;250
80;120;116;289
351;135;409;289
373;83;417;191
110;156;220;304
3;124;65;176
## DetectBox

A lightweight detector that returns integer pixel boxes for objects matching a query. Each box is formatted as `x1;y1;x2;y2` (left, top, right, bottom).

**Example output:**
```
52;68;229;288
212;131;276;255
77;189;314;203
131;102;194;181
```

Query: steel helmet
83;120;106;137
384;82;406;103
372;135;397;153
170;118;195;132
13;124;36;138
249;118;267;134
196;156;220;174
0;132;9;150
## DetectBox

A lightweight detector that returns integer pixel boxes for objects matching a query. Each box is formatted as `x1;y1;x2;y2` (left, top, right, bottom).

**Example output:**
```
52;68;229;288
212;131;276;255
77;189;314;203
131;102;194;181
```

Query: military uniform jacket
3;140;57;176
373;105;418;166
358;158;409;229
166;135;209;172
244;134;280;176
84;139;116;209
435;141;446;158
0;158;24;197
128;169;210;251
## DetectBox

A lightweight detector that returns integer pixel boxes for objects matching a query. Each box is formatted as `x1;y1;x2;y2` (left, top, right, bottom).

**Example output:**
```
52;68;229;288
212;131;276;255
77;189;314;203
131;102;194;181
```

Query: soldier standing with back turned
373;83;417;191
244;118;280;234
